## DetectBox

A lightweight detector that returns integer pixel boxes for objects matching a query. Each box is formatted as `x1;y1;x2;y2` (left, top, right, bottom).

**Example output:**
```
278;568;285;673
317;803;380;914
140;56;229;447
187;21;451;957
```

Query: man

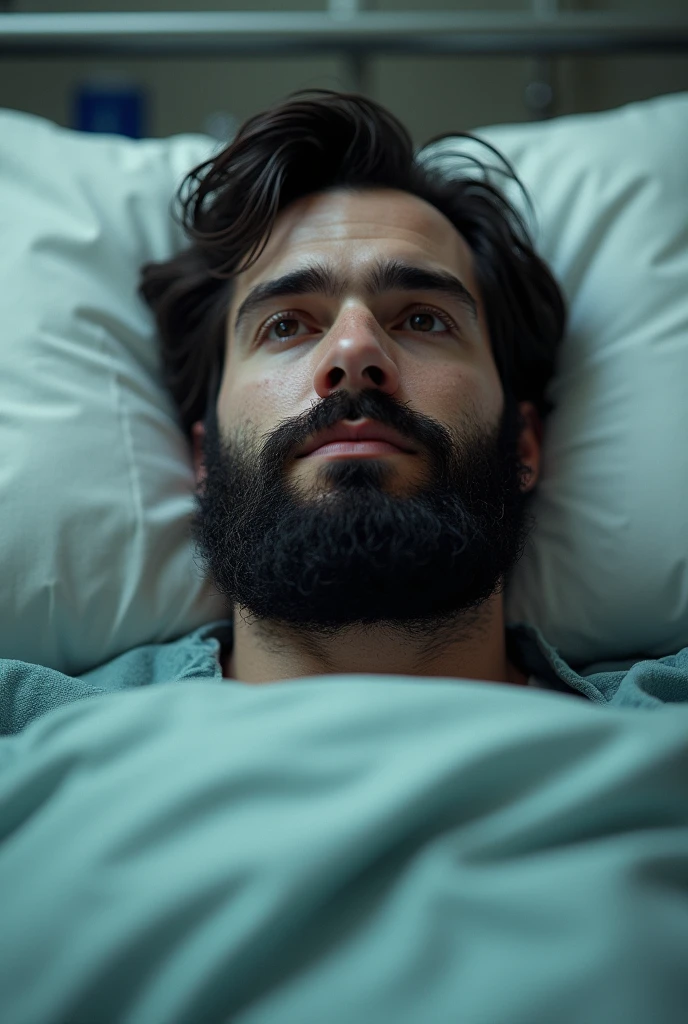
156;89;561;688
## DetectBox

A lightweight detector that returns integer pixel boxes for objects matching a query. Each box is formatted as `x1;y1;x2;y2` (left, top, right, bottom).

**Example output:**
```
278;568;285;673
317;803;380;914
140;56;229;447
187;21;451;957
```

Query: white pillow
0;110;223;676
1;93;686;675
465;91;688;667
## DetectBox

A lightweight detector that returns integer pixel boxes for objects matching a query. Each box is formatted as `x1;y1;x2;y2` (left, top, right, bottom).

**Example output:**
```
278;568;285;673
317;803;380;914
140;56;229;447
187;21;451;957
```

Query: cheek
221;374;303;435
414;364;500;426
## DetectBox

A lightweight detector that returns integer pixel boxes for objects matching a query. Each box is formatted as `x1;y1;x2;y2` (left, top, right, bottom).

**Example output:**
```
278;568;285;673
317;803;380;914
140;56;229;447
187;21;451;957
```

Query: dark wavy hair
139;89;566;442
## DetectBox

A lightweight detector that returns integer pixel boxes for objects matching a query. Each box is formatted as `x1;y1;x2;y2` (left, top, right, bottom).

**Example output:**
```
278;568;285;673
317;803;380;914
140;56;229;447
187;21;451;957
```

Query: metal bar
328;0;362;20
1;11;688;58
527;0;558;119
329;0;367;93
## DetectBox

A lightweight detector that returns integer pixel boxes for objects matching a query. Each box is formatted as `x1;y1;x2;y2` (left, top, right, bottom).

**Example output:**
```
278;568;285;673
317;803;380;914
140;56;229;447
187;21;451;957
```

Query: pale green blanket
1;660;687;1023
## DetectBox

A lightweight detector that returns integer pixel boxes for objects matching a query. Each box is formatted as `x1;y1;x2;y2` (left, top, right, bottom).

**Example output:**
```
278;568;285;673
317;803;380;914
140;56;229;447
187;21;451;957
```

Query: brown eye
401;307;457;335
273;318;299;339
258;313;308;345
408;312;435;332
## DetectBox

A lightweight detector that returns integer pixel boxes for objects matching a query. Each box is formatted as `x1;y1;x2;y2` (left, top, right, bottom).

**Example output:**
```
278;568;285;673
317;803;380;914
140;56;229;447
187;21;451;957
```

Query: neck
222;598;528;688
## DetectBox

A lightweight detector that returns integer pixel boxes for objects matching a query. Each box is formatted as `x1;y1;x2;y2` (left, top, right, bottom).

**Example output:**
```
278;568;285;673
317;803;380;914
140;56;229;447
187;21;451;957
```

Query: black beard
190;386;536;651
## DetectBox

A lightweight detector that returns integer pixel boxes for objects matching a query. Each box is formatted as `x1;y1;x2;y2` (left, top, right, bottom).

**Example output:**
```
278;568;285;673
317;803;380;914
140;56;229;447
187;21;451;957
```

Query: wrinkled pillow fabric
0;110;224;676
457;91;688;667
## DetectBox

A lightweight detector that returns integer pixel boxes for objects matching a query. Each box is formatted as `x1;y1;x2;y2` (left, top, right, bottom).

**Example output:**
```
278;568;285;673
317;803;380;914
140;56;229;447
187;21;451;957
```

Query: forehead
234;187;478;293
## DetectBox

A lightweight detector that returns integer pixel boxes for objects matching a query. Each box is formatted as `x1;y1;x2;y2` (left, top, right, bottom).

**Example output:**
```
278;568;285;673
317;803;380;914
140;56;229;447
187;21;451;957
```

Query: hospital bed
1;11;688;1023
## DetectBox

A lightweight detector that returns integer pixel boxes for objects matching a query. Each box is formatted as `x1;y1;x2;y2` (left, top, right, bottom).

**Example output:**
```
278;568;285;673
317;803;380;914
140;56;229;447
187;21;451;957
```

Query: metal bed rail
1;11;688;58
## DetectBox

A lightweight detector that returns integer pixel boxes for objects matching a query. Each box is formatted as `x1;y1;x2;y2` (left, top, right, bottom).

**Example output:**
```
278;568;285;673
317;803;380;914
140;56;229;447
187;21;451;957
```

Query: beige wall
1;0;686;143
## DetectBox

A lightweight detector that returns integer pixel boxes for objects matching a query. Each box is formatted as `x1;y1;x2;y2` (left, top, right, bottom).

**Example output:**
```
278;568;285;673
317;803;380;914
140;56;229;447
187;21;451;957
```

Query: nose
310;308;401;401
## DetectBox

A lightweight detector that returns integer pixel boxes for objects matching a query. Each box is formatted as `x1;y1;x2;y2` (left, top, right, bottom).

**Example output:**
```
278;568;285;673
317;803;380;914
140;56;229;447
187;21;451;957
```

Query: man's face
191;187;540;643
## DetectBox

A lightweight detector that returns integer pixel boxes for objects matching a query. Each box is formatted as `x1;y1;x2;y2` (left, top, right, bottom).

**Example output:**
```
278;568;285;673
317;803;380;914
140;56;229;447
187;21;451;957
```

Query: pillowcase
461;90;688;667
0;92;686;675
0;109;223;676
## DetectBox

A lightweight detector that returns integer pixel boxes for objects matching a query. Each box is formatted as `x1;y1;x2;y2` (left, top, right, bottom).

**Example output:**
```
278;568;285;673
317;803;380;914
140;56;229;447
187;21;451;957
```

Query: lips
297;420;417;458
306;440;407;457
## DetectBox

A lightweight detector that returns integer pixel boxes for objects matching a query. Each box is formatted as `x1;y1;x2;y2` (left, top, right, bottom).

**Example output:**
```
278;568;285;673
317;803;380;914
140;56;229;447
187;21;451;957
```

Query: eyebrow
232;256;479;338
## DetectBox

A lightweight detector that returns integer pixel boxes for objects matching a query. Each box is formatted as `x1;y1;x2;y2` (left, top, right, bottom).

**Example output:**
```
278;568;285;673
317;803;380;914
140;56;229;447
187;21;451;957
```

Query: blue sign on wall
73;80;147;138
